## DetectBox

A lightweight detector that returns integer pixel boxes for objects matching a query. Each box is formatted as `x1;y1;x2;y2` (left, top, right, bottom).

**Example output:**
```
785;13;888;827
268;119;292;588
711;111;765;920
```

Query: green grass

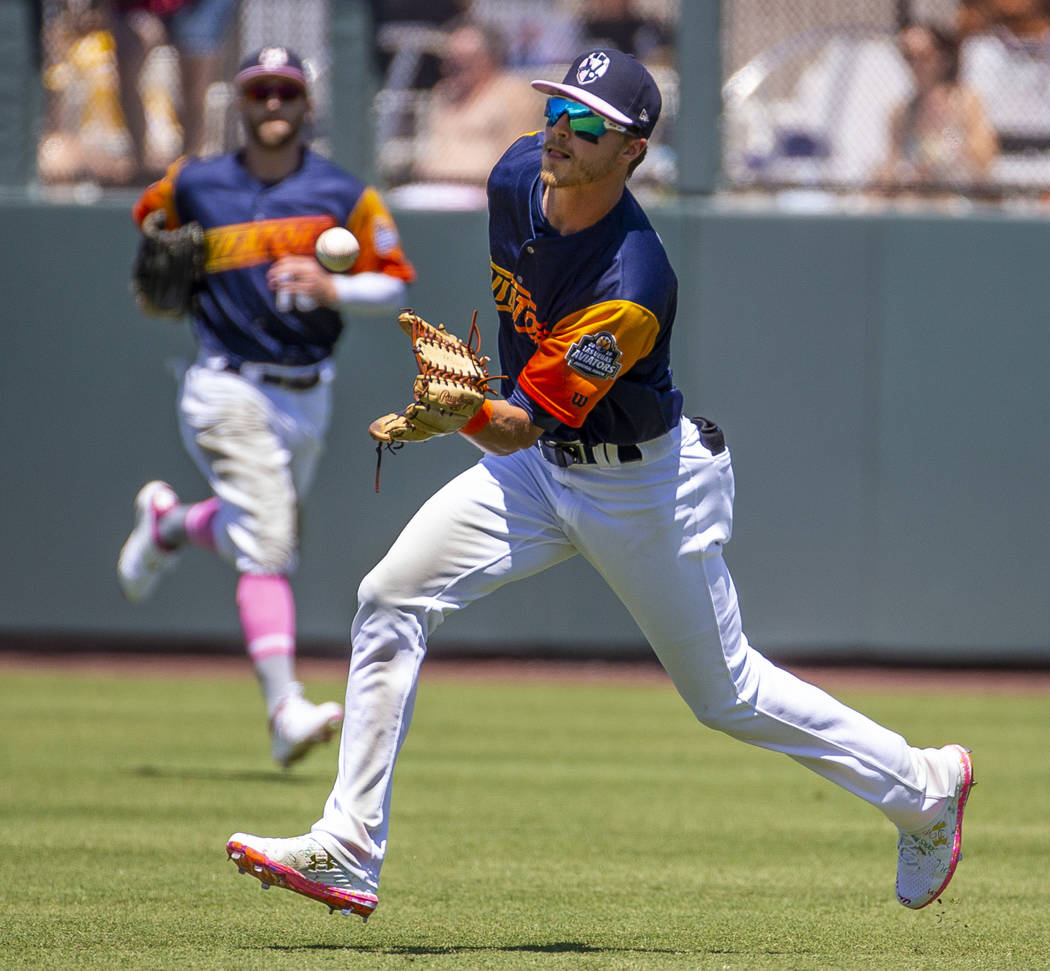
0;664;1047;969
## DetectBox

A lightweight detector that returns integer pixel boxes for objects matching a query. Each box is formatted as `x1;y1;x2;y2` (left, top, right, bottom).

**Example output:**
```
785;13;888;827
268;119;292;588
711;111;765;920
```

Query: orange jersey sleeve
131;158;188;228
516;300;660;427
346;187;416;283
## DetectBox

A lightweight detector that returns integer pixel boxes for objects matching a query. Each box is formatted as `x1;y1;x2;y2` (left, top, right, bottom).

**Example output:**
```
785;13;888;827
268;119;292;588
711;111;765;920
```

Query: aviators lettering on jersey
565;331;623;380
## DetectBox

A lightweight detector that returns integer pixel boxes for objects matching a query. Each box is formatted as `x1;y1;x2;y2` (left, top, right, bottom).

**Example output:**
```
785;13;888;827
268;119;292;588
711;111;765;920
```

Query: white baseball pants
314;417;951;889
177;358;332;574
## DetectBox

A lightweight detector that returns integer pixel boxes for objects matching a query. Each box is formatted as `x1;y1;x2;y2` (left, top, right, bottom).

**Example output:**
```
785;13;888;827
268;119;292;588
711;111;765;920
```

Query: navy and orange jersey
486;133;682;446
132;149;415;367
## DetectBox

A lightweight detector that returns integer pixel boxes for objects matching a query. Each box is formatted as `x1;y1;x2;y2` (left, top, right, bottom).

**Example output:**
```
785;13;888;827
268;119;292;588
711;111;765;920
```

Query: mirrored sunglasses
544;96;628;144
243;82;305;103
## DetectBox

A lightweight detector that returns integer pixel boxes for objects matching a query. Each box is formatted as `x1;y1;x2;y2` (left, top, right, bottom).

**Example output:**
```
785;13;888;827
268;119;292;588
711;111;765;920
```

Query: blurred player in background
224;50;973;917
118;46;416;767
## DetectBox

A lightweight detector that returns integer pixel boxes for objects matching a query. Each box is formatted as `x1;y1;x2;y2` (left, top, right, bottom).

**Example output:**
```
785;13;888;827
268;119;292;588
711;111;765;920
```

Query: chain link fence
32;1;1050;207
371;0;678;208
36;0;330;191
723;0;1050;204
35;0;679;205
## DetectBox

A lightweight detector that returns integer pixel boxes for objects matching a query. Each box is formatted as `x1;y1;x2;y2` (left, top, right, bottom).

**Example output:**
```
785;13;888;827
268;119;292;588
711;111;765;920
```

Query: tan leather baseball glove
369;310;495;443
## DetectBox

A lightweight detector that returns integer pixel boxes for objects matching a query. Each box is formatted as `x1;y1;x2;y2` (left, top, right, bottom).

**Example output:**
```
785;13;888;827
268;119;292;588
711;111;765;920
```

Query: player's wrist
461;399;494;436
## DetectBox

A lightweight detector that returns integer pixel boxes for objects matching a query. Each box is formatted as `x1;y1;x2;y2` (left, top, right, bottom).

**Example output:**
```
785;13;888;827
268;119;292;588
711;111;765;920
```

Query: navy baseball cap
234;46;308;90
531;49;661;138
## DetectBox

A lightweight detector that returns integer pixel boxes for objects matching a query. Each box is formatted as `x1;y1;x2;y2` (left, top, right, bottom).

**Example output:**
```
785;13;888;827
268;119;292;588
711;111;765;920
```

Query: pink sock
184;497;220;552
237;573;296;661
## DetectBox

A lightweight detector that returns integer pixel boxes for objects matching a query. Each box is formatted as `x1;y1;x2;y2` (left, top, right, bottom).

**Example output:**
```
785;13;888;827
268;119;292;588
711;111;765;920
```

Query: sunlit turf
1;663;1046;969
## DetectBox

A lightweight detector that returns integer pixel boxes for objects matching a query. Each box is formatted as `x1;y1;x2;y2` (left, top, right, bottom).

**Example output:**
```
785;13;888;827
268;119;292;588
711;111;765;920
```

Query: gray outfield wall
1;198;1047;663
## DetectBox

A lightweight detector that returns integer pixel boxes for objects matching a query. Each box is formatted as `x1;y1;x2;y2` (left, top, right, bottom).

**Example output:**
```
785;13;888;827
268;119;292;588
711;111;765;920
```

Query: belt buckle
562;442;585;465
555;441;587;466
540;440;583;467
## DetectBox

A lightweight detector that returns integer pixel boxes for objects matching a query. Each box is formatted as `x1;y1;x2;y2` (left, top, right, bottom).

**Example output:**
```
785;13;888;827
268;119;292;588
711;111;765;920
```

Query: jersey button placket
518;240;538;283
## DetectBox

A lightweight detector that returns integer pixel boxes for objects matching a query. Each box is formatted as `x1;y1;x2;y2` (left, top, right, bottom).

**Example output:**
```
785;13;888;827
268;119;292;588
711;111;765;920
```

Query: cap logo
258;47;291;70
639;108;649;125
576;51;611;85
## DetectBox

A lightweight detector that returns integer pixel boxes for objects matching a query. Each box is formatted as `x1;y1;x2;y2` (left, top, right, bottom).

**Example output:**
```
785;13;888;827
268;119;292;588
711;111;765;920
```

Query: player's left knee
252;524;298;574
233;495;298;574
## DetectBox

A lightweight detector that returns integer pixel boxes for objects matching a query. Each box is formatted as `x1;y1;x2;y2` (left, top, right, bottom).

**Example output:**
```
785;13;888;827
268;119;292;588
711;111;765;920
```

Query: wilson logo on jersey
565;331;623;379
491;261;542;340
204;216;335;272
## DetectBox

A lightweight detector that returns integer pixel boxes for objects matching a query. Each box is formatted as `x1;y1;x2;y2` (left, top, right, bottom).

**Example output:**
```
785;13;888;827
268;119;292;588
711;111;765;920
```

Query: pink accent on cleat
226;836;378;919
896;744;974;909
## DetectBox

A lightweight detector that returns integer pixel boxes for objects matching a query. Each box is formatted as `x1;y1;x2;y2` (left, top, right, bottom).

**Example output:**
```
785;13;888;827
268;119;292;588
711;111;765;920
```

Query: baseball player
117;46;416;767
225;50;972;915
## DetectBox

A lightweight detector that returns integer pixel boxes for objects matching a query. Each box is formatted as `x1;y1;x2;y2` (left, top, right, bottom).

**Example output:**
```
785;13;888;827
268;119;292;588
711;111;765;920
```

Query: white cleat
270;683;343;768
117;480;180;602
226;832;378;921
896;744;975;909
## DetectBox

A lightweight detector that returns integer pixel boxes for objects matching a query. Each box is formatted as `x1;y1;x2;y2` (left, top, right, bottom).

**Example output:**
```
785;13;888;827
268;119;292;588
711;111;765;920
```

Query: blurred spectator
369;0;469;90
580;0;674;65
956;0;996;39
470;0;581;68
39;0;134;185
960;0;1050;161
409;19;538;188
109;0;239;182
874;23;998;193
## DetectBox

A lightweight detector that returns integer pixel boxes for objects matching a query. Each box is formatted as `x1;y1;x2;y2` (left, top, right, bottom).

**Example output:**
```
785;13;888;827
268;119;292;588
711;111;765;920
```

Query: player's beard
247;114;304;151
539;146;622;189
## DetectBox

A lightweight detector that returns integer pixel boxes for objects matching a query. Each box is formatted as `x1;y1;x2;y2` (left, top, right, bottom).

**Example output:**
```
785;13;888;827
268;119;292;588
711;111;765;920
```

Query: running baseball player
117;46;416;767
225;50;972;915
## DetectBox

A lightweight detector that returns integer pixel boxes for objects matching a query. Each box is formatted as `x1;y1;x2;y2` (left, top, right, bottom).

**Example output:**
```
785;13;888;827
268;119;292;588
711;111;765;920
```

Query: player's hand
268;255;339;309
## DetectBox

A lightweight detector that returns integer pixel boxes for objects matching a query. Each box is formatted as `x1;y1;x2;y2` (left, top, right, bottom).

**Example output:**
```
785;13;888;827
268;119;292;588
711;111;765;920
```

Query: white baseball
315;227;360;272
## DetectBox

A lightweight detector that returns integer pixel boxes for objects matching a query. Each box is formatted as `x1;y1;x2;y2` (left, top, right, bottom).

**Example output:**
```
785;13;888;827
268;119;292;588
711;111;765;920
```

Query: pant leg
563;418;943;829
177;364;330;574
313;450;578;887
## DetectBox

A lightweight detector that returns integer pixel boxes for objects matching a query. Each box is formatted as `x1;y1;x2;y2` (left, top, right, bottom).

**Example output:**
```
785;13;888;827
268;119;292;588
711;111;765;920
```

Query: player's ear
622;136;646;164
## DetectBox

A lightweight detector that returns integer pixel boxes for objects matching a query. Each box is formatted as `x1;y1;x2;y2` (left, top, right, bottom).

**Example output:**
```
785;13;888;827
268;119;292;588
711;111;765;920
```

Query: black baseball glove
131;209;205;318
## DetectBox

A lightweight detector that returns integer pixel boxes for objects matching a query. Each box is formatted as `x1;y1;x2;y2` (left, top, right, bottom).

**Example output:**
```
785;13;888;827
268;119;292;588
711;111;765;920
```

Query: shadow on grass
261;942;697;956
129;764;330;784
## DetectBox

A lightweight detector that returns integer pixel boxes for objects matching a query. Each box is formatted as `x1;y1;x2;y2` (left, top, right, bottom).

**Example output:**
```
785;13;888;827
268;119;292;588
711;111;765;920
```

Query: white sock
255;655;297;718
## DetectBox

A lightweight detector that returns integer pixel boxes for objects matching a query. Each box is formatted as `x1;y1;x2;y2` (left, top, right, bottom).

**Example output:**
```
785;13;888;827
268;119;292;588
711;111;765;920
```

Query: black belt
223;363;321;391
537;417;725;468
538;440;643;467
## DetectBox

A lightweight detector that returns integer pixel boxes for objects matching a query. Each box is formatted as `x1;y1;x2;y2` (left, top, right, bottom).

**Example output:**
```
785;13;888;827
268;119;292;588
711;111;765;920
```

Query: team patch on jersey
372;218;399;254
565;331;622;379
